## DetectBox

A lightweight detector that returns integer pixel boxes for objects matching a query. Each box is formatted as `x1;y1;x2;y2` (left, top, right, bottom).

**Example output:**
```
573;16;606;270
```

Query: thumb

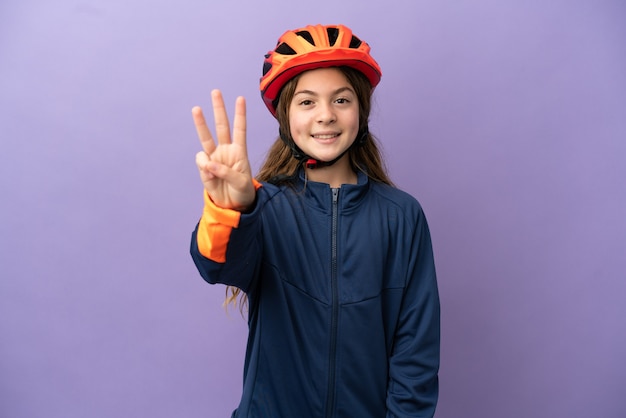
196;151;216;180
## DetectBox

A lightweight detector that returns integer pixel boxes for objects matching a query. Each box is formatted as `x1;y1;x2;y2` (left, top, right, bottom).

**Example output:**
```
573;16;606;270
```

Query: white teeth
313;134;338;139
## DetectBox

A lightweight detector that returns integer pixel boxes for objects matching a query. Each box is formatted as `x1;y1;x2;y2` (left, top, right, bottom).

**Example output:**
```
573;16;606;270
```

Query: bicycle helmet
260;24;382;116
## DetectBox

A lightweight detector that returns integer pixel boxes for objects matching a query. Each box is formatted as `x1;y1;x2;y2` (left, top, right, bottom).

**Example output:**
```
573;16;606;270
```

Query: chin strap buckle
305;158;318;169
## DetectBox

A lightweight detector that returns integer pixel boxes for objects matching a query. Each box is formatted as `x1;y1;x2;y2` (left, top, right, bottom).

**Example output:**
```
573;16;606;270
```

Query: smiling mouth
311;133;340;140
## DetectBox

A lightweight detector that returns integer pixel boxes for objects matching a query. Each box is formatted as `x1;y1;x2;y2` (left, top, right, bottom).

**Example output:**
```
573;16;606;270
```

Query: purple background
1;1;625;417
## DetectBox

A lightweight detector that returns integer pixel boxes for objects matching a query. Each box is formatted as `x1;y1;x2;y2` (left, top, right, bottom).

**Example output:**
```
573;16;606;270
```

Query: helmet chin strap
280;129;368;169
303;152;348;169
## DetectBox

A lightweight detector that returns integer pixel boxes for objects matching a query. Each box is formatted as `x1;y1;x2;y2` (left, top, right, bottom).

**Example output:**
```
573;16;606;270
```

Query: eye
335;97;351;104
298;99;314;106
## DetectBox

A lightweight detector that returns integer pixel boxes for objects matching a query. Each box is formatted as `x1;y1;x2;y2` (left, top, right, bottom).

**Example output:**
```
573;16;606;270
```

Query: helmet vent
326;27;339;46
349;36;362;49
262;61;273;76
275;42;297;55
296;30;315;46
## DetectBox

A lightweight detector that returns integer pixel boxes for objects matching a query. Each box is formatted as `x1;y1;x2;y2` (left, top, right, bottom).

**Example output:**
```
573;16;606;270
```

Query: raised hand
192;90;256;211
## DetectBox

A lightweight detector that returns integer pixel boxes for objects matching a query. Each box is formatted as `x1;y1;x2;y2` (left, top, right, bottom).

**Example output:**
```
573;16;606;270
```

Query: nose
316;102;336;124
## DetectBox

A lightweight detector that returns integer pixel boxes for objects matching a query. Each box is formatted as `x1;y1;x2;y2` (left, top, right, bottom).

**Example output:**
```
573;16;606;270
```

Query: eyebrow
293;86;355;97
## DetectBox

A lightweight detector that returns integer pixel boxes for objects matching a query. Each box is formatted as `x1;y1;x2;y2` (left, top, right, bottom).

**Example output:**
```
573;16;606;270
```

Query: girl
190;24;440;418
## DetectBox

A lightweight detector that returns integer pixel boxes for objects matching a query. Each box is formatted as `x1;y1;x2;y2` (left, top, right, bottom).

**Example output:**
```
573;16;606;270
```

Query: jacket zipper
325;188;340;418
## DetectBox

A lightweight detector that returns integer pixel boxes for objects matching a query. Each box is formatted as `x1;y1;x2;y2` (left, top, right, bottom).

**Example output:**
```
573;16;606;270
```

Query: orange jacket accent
196;179;262;263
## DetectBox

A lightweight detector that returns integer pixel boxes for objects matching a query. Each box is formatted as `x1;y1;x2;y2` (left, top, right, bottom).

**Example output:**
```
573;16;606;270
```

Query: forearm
190;222;261;291
386;209;441;417
190;180;264;291
386;283;440;418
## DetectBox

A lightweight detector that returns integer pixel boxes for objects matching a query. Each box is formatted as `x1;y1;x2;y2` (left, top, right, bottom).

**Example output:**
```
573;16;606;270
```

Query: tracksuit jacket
190;170;440;418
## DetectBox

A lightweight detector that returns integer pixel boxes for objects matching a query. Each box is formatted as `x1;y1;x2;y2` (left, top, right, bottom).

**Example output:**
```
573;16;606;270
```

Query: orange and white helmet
260;24;382;116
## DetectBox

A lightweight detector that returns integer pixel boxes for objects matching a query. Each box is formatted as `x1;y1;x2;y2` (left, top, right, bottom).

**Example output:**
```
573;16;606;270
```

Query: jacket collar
294;169;370;213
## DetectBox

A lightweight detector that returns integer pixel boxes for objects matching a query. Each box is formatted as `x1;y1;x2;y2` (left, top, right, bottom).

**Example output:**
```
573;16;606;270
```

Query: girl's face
288;68;360;163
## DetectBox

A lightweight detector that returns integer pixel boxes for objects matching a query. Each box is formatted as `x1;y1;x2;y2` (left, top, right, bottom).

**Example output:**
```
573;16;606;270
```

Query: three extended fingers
192;89;247;157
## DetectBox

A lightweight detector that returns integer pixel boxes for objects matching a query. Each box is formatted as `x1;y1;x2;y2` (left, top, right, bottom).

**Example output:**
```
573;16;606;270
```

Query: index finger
191;105;216;155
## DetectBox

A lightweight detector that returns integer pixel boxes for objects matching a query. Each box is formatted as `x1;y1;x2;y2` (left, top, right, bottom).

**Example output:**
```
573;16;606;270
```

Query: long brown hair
225;66;393;311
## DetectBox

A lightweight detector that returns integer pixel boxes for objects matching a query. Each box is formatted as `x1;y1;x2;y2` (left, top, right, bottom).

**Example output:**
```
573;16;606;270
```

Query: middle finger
211;89;232;146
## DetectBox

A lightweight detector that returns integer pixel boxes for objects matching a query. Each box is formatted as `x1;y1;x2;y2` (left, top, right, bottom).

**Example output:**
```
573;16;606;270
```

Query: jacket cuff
196;179;262;263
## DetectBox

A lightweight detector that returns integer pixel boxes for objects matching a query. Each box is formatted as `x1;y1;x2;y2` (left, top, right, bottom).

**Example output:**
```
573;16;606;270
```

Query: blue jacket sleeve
386;208;440;418
189;188;267;293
